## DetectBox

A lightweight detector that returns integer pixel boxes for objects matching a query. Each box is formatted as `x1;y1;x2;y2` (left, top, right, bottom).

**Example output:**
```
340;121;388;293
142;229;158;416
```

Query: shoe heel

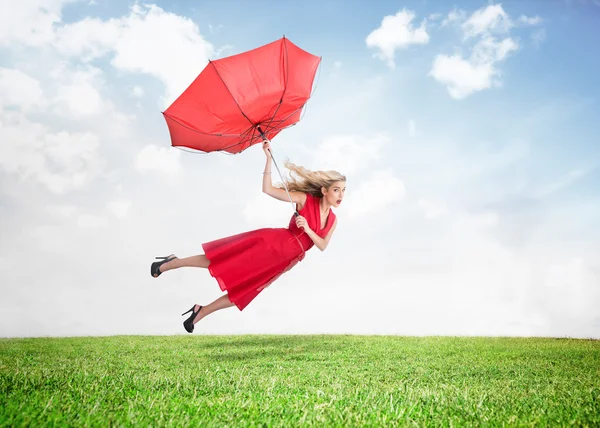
151;254;176;278
181;306;194;316
182;305;202;333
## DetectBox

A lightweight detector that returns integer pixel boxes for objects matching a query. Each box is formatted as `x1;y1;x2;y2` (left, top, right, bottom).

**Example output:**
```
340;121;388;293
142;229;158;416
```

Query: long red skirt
202;227;306;310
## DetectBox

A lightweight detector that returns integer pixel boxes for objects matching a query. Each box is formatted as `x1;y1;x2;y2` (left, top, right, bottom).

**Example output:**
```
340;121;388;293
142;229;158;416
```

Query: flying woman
150;140;346;333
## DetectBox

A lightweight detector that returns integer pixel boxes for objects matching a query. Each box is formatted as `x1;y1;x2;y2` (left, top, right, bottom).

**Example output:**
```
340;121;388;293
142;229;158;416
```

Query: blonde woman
151;140;346;333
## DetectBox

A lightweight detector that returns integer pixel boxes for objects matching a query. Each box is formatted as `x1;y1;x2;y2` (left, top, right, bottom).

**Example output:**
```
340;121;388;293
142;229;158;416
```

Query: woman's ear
321;186;327;196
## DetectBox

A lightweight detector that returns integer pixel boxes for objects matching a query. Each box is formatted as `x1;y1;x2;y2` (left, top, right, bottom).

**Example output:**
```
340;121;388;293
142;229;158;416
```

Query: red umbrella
162;36;321;214
163;36;320;152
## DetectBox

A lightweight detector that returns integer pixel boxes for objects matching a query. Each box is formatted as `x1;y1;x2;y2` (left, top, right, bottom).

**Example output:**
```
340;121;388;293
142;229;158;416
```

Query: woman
150;140;346;333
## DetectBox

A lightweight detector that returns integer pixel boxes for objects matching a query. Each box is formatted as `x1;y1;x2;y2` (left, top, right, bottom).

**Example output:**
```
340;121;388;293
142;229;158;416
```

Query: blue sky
0;0;599;338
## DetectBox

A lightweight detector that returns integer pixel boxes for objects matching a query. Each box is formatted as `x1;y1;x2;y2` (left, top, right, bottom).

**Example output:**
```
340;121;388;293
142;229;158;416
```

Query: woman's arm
297;217;338;251
261;141;306;206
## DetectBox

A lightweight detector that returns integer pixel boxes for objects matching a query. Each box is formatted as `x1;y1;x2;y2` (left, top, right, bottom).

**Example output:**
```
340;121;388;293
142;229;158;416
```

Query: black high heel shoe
182;304;202;333
150;254;176;278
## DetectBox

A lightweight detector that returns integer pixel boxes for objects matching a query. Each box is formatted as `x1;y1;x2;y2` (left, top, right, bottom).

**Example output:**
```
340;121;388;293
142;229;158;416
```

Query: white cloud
418;198;448;218
429;37;519;99
130;85;144;98
46;204;78;218
0;8;135;193
54;4;214;107
535;169;587;198
430;53;495;99
441;9;466;27
243;194;290;228
408;119;416;137
345;170;406;217
208;24;224;34
213;44;234;59
314;133;389;175
366;9;429;68
77;214;108;228
518;15;542;26
134;144;182;176
430;35;519;99
462;4;512;38
540;257;600;322
1;63;132;134
431;3;522;100
471;210;500;228
109;5;212;106
0;110;102;193
51;65;106;118
531;28;546;46
329;61;342;78
0;68;45;111
430;4;544;99
107;200;131;218
0;0;72;47
474;36;519;62
2;3;213;108
54;17;120;59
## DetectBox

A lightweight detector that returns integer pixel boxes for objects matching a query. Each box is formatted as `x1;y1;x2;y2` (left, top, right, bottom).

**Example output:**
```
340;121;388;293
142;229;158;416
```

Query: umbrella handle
257;127;300;217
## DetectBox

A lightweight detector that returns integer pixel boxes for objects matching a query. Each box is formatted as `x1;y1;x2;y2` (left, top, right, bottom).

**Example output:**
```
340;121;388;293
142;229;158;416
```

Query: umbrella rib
262;37;289;136
218;127;263;153
219;99;310;152
163;112;247;137
209;61;255;129
166;98;308;154
165;108;264;153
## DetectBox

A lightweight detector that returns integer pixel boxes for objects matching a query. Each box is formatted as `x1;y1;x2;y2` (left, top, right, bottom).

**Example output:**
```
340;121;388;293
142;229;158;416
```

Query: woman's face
322;181;346;208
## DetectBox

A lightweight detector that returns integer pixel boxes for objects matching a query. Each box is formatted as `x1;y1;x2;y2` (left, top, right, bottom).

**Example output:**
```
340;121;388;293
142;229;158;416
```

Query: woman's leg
193;294;235;324
161;254;209;273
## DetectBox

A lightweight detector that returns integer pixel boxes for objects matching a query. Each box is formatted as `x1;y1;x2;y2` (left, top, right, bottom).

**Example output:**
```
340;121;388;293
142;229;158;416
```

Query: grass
1;335;599;426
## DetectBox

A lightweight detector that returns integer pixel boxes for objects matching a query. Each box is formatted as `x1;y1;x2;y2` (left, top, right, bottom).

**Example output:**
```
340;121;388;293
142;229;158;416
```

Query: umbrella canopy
162;37;321;154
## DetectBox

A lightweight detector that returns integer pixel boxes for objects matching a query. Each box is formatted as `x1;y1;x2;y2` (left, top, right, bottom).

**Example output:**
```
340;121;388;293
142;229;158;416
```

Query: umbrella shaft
270;149;298;215
258;129;299;217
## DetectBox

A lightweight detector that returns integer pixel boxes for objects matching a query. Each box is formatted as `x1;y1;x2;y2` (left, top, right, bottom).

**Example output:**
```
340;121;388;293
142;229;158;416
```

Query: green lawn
1;335;598;426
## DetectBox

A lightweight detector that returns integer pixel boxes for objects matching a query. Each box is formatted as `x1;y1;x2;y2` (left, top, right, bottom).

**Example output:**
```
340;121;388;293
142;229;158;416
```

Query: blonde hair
276;161;346;197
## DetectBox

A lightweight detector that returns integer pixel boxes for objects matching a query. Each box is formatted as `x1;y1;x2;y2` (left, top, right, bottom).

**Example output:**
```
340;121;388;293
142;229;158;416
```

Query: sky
1;0;599;339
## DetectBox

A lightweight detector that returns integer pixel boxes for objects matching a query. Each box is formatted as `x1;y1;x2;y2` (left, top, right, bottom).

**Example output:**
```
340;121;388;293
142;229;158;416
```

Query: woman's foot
182;304;203;333
150;254;177;278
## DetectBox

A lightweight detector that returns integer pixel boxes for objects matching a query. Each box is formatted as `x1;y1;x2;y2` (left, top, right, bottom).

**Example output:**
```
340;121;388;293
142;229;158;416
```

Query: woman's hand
262;140;272;159
295;215;310;232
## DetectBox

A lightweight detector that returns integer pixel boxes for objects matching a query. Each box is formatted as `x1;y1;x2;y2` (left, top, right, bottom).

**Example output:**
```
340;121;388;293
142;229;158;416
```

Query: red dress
202;193;336;310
